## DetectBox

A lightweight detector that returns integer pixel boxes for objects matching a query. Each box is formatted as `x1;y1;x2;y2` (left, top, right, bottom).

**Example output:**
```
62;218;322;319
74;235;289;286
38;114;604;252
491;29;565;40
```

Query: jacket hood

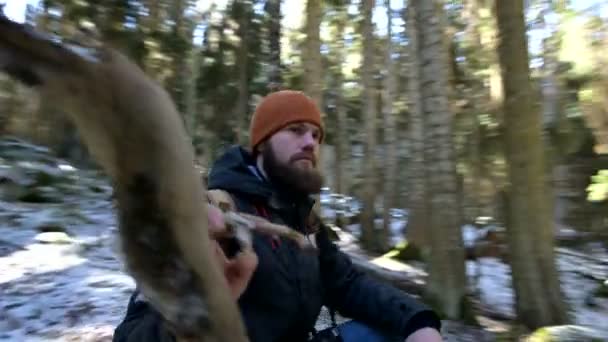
207;145;274;199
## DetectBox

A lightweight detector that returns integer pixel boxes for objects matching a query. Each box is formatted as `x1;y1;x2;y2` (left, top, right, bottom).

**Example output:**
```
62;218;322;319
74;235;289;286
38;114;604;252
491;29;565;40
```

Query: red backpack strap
252;202;281;250
253;203;270;219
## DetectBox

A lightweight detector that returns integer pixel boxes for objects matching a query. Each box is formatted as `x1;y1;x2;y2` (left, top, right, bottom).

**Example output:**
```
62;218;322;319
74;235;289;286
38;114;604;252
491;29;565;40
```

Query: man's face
260;122;323;195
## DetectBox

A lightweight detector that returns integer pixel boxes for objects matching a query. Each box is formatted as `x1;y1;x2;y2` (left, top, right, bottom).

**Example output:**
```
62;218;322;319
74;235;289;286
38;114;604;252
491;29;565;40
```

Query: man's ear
250;143;262;159
256;141;268;153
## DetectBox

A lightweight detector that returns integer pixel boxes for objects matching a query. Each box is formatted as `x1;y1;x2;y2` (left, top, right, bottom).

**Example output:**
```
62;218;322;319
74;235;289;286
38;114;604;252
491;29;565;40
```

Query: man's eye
289;126;303;134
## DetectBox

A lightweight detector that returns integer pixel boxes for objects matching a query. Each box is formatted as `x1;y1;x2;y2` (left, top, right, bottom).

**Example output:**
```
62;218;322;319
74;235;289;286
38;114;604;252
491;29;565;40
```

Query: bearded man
113;90;442;342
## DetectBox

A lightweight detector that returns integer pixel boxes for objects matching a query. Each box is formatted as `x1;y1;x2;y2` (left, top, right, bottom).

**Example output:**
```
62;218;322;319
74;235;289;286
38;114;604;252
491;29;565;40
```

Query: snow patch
468;253;608;338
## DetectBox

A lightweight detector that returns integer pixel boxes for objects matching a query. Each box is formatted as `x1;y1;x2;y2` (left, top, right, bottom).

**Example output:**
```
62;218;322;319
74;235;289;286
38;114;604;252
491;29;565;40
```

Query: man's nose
301;131;318;149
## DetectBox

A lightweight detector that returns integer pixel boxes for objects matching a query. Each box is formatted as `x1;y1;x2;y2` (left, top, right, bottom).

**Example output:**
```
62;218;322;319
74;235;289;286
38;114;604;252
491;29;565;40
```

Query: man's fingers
212;240;229;264
225;249;258;291
232;247;258;271
225;247;258;279
207;204;230;238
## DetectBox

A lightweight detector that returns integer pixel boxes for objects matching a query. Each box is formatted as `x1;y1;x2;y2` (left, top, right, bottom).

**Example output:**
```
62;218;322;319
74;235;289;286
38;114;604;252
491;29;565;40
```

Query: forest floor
1;138;607;341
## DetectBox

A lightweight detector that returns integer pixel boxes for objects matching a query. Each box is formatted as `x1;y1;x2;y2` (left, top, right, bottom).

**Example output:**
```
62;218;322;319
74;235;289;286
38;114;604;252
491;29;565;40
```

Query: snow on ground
0;193;134;341
344;219;407;246
0;140;135;341
467;251;608;339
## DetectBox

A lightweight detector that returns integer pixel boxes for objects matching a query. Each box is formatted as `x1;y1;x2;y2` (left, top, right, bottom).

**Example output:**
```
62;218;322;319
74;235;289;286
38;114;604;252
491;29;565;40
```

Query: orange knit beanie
249;90;324;151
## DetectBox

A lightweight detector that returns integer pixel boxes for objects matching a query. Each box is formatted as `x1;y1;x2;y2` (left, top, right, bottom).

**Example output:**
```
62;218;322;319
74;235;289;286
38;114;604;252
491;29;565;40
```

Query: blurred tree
410;0;468;320
360;0;381;252
232;0;253;144
449;0;505;222
382;0;398;241
326;0;349;226
578;14;608;155
495;0;569;328
404;3;429;252
303;0;323;107
164;0;195;113
196;0;264;156
140;0;173;82
37;0;91;163
95;0;135;53
265;0;283;89
303;0;323;213
184;38;202;140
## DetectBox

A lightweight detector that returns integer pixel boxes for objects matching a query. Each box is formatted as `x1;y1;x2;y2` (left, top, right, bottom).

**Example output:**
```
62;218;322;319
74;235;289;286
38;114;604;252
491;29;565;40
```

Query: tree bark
360;0;380;252
333;7;348;198
95;1;130;53
482;1;503;118
303;0;324;213
495;0;569;328
382;0;398;245
266;0;282;89
303;0;323;107
234;1;250;145
184;43;201;139
411;0;468;319
142;0;164;78
463;0;485;220
404;4;428;250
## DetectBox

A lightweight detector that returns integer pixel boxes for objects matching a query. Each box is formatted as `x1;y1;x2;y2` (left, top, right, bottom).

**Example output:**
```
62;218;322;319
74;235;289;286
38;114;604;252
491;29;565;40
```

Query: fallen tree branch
556;247;608;266
344;248;519;323
345;251;425;296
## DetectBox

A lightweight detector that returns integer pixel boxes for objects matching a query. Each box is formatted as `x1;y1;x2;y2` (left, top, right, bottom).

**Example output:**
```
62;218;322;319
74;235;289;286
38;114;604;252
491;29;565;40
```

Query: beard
262;145;324;196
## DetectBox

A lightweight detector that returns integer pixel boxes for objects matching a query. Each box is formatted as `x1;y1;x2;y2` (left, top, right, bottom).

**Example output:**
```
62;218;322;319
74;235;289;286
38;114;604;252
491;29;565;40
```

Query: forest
0;0;607;341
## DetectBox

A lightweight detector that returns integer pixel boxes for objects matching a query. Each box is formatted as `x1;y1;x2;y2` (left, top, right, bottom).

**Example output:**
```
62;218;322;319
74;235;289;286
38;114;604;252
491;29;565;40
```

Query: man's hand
207;204;259;299
405;328;443;342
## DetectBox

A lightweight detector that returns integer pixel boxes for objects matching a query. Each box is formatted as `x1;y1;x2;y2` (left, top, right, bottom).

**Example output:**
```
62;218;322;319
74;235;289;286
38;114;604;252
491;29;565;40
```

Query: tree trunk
234;1;250;144
95;1;131;55
31;3;52;145
412;0;468;319
334;72;347;197
334;81;348;227
333;7;348;200
541;26;562;130
303;0;323;213
481;1;503;118
303;0;323;107
461;0;504;219
540;12;567;233
198;104;216;168
184;44;201;139
160;0;189;113
404;4;428;252
463;0;485;220
464;0;481;49
495;0;569;329
266;0;282;90
469;111;483;221
382;0;397;244
360;0;380;252
142;0;163;78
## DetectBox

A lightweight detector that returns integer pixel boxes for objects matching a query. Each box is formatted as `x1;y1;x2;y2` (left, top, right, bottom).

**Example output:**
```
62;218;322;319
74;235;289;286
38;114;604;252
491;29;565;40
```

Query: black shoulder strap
315;219;340;331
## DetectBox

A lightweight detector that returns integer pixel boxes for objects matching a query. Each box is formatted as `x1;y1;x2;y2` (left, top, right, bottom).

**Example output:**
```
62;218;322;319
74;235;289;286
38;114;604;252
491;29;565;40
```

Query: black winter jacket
113;146;441;342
